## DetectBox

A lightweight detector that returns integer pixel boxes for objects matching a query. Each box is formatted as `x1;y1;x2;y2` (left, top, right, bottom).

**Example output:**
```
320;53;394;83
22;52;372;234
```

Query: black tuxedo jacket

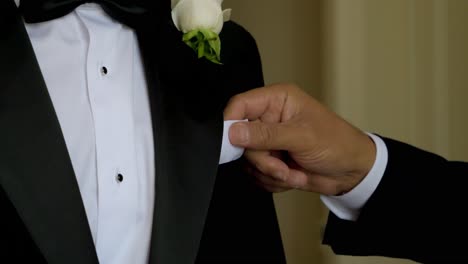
323;136;468;263
0;1;286;263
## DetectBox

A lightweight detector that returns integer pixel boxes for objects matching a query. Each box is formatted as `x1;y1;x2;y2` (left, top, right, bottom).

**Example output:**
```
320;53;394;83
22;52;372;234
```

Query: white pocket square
219;120;246;165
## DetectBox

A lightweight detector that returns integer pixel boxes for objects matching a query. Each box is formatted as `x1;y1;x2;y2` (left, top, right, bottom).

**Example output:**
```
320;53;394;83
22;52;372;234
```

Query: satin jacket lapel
137;16;225;264
0;1;98;263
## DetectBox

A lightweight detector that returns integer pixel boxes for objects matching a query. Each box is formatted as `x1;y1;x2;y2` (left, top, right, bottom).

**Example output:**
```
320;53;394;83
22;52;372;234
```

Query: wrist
343;132;377;194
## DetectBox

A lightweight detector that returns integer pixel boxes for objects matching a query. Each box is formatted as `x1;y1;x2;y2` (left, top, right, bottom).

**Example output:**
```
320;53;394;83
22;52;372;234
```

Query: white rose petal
213;8;231;34
171;0;181;9
172;0;231;34
223;8;232;22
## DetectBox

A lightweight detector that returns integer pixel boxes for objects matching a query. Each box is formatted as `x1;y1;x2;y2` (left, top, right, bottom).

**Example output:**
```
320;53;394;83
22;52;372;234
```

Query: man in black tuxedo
0;0;285;263
225;83;468;263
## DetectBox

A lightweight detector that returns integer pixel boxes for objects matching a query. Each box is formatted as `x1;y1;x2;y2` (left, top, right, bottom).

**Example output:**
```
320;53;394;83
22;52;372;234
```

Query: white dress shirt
19;2;154;263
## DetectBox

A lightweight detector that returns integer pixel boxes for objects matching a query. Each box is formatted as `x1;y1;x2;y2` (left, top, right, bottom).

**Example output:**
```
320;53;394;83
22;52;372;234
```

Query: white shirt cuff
320;133;388;221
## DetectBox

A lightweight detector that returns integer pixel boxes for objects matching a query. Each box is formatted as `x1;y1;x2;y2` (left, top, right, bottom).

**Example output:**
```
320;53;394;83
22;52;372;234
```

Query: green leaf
182;29;222;65
183;30;199;42
198;39;205;58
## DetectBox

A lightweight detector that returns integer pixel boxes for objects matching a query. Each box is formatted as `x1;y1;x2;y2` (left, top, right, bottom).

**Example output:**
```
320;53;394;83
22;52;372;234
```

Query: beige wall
447;0;468;161
224;0;468;263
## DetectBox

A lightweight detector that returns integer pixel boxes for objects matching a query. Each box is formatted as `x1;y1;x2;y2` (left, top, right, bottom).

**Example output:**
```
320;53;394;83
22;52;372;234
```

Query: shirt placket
80;9;139;263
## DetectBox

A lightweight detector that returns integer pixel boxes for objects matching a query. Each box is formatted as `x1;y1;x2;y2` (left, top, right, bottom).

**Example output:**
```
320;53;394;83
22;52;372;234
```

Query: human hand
224;83;376;195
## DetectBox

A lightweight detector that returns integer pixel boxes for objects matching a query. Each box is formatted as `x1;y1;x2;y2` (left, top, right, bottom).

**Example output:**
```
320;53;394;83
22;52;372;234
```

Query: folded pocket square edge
219;120;247;165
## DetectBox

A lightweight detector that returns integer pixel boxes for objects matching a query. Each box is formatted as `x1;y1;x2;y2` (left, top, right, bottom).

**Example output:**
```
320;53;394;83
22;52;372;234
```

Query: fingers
249;166;292;193
257;182;292;193
244;150;289;181
229;121;303;152
224;85;289;121
248;164;311;193
243;152;344;195
286;169;344;195
244;149;298;193
225;84;309;151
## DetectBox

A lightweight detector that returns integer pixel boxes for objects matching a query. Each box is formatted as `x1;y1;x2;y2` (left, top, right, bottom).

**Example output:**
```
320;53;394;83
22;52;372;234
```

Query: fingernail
230;123;249;145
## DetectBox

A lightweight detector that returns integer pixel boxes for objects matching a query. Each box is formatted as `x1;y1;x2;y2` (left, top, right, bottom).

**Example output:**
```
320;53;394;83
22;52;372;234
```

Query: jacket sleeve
322;136;468;263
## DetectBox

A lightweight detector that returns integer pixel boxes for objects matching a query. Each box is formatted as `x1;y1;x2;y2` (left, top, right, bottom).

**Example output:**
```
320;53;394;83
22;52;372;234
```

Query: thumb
229;121;300;151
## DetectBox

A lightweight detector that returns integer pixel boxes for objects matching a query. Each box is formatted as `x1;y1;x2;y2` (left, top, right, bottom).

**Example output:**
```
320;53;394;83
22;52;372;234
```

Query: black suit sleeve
323;136;468;263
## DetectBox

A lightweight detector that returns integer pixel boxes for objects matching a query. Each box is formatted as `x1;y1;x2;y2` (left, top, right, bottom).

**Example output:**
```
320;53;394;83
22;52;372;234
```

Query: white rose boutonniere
171;0;232;64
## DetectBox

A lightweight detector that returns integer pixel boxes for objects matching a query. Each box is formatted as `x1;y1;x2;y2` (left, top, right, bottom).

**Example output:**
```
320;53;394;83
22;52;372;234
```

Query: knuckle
246;152;267;173
225;94;244;112
255;157;280;177
285;82;299;91
228;93;243;104
254;160;268;174
256;125;276;146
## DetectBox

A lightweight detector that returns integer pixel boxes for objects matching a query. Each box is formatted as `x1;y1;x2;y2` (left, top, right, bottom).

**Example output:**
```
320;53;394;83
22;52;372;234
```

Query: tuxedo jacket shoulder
322;136;468;263
152;20;266;113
